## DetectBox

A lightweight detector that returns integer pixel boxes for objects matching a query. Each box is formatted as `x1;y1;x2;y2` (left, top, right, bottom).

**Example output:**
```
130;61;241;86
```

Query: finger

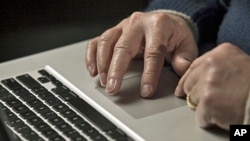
192;74;214;129
174;53;207;97
141;46;165;98
174;61;200;97
140;25;167;98
183;66;204;98
85;37;99;77
186;80;203;109
174;66;192;97
195;96;213;129
106;23;144;94
171;38;198;76
97;27;122;86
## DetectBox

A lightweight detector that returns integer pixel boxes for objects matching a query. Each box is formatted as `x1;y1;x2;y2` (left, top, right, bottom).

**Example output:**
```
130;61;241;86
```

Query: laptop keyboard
0;69;133;141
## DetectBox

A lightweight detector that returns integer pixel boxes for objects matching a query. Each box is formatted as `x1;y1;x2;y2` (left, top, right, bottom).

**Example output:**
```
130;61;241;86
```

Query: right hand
85;11;198;98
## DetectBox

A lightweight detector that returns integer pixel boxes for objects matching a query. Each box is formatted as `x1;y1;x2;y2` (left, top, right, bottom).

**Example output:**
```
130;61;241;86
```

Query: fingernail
88;65;94;76
106;78;117;93
100;73;107;87
141;84;152;98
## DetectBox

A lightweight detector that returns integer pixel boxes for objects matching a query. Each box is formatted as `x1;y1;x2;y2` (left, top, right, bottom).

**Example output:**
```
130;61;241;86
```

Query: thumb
171;42;198;76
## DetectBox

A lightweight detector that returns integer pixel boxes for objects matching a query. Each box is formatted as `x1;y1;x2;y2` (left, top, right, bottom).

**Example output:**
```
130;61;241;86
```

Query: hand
175;43;250;130
85;11;198;98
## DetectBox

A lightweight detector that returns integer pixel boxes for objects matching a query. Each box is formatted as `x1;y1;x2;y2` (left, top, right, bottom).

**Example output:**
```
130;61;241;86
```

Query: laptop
0;40;228;141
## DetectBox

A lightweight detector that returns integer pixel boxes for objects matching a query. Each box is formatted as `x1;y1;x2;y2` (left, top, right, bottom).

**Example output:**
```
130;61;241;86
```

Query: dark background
0;0;149;62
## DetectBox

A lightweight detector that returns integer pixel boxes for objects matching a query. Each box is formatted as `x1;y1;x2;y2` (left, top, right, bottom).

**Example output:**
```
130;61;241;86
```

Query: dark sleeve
217;0;250;54
145;0;229;44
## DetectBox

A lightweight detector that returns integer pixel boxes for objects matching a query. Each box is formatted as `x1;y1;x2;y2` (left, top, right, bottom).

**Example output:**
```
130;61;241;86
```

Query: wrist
152;9;199;43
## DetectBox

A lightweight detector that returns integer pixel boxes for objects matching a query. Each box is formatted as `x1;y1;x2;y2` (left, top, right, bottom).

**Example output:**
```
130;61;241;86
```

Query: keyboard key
52;103;69;112
92;134;107;141
60;108;75;118
37;91;55;100
33;103;51;114
75;120;92;133
41;111;57;120
64;129;82;140
1;78;23;90
14;124;30;134
69;99;116;131
48;116;64;126
52;85;70;94
37;76;50;83
21;129;41;140
2;107;17;121
35;122;51;132
71;136;87;141
39;70;63;86
106;128;127;139
19;110;37;120
58;91;78;101
28;116;44;126
12;105;30;113
32;87;48;95
12;87;32;99
16;74;41;90
56;122;72;132
7;117;24;127
22;95;37;103
50;136;65;141
67;114;83;124
45;96;61;106
5;98;23;108
41;128;60;139
85;128;101;139
0;94;15;102
38;70;50;76
0;85;11;95
26;99;43;107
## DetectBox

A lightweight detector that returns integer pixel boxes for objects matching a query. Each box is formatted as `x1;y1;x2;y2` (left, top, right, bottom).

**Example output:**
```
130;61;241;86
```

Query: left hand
85;11;198;98
175;43;250;130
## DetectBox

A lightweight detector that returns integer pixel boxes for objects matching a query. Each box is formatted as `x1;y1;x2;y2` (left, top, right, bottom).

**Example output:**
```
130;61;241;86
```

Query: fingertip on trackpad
95;67;186;119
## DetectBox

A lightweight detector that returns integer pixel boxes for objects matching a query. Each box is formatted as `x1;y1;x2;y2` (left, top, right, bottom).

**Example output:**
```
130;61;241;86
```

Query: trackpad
95;67;186;119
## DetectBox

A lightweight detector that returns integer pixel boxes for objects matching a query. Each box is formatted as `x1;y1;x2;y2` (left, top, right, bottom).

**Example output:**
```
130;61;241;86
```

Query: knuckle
202;73;222;107
99;31;111;45
150;12;169;25
129;11;143;22
114;41;133;57
216;42;239;53
202;90;216;107
205;69;220;85
98;27;120;46
88;37;98;48
203;55;218;66
145;46;165;59
218;42;234;49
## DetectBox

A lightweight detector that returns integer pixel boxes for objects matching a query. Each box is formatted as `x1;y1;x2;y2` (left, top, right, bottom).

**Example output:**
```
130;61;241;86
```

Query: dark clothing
146;0;250;55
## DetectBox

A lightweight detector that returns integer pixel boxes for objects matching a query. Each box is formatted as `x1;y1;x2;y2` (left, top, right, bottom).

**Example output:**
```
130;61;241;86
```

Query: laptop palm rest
95;60;186;119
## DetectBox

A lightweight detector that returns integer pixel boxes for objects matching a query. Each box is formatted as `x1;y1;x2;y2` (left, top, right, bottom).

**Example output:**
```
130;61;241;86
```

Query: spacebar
68;98;116;131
